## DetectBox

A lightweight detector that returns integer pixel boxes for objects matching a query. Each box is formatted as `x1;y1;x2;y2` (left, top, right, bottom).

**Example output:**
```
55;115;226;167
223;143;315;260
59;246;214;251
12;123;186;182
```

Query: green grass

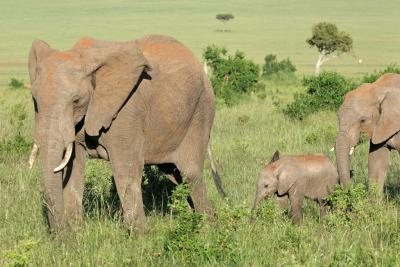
1;0;400;87
1;0;400;265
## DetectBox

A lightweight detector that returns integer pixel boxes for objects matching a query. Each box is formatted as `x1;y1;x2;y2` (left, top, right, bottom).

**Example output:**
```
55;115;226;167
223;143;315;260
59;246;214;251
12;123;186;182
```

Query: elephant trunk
41;136;65;232
39;114;75;233
251;191;264;220
335;132;351;189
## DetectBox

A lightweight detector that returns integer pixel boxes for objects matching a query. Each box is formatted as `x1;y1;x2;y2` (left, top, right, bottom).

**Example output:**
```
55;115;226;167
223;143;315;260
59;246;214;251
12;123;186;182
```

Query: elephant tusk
330;146;355;156
54;143;73;173
28;143;39;169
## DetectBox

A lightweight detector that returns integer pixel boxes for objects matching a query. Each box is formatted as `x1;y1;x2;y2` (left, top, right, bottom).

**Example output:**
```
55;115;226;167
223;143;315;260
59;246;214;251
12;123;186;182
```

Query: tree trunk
315;53;324;75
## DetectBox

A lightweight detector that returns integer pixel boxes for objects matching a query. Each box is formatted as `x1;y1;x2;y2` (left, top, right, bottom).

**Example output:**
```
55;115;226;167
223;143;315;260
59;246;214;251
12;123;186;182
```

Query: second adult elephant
335;73;400;191
28;34;226;234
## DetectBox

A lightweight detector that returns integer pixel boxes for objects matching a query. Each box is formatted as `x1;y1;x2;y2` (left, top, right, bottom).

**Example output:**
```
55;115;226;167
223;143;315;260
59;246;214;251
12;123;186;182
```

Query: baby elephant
252;151;338;223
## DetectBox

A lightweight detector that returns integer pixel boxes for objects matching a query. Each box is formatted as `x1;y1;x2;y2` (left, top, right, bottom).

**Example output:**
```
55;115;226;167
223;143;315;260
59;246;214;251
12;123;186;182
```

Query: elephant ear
28;40;53;83
372;89;400;144
81;40;151;136
277;171;296;196
269;150;280;164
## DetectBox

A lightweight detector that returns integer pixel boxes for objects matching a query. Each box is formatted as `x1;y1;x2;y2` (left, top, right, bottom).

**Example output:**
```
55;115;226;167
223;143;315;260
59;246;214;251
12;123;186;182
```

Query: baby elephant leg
289;193;304;224
276;195;288;209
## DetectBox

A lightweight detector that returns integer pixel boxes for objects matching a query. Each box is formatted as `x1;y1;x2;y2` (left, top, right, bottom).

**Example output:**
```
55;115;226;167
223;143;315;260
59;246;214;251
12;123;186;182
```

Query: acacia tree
306;22;353;75
216;13;234;32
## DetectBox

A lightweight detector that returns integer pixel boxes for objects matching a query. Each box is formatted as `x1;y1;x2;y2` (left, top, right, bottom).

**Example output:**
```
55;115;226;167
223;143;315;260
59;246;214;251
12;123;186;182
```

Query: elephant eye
72;95;80;104
264;184;269;188
360;118;366;123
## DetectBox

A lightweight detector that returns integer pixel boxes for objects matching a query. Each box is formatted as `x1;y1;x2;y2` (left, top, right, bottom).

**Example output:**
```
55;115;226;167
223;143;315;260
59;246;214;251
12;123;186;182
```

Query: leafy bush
262;54;297;81
325;183;381;228
163;184;204;262
283;71;355;120
8;78;25;89
83;160;119;218
0;104;31;159
361;63;400;83
3;239;38;267
163;184;247;264
203;45;263;106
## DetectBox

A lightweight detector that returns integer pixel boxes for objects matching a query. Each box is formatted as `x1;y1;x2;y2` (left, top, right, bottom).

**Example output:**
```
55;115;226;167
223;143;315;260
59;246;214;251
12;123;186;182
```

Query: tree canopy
216;13;234;22
306;22;353;74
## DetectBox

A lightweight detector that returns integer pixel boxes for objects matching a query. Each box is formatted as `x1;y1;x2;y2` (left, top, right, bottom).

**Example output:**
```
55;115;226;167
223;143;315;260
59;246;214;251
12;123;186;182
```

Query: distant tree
216;13;234;32
306;22;353;75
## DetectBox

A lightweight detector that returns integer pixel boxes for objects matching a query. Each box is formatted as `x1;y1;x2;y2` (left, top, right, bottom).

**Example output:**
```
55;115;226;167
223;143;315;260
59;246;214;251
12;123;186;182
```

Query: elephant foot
124;212;149;236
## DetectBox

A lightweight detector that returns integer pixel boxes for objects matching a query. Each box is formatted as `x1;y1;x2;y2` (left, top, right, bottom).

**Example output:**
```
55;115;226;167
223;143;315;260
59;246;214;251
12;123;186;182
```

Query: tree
306;22;353;75
216;13;234;32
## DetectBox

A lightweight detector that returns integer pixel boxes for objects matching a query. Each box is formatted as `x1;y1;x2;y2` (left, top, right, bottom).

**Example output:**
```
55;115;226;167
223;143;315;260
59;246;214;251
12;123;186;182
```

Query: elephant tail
207;141;227;198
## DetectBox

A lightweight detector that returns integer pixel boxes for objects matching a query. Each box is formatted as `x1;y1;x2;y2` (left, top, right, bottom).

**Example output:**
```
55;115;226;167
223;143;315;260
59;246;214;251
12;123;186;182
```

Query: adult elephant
335;73;400;191
28;34;226;234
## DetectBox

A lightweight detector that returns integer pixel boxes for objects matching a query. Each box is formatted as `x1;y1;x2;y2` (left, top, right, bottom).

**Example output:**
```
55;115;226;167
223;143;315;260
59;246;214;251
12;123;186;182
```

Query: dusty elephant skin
252;151;338;223
335;73;400;191
28;34;226;235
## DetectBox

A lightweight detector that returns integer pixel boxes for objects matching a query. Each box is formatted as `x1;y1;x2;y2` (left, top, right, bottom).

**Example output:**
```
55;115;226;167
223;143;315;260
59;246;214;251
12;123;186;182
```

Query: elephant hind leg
178;164;213;218
159;163;194;208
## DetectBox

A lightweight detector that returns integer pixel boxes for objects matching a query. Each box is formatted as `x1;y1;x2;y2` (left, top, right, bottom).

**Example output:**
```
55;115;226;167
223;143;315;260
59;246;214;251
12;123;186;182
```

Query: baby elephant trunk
251;191;265;220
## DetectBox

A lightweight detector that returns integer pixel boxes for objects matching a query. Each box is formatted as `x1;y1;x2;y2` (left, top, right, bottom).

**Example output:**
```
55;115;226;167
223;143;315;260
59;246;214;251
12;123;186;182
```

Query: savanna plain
1;0;400;266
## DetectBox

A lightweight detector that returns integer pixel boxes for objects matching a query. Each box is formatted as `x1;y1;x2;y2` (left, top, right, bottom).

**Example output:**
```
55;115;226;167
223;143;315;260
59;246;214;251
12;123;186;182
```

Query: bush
203;45;263;106
83;160;119;218
283;71;355;120
262;54;297;81
163;184;204;262
325;183;381;228
8;78;25;89
361;63;400;83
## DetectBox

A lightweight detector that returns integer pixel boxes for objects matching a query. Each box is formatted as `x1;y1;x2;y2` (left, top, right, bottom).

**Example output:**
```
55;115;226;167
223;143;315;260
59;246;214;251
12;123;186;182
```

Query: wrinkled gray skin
335;73;400;191
28;35;225;234
252;151;338;223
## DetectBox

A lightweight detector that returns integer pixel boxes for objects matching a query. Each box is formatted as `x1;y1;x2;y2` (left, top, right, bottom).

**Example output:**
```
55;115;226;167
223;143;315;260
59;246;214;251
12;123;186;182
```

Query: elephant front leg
368;143;390;193
63;143;86;228
276;194;288;209
111;160;147;235
289;193;304;224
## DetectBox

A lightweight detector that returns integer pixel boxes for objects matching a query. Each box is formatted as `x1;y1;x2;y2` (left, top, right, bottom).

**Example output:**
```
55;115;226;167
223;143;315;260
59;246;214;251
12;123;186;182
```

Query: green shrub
3;239;38;267
325;183;381;228
262;54;297;81
283;71;355;120
163;184;204;262
8;78;25;89
361;63;400;83
0;104;31;159
203;45;263;106
83;160;119;218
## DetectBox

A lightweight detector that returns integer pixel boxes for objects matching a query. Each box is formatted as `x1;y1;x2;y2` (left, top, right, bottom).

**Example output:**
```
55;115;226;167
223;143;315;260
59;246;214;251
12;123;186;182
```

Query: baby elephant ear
277;172;295;196
269;150;280;164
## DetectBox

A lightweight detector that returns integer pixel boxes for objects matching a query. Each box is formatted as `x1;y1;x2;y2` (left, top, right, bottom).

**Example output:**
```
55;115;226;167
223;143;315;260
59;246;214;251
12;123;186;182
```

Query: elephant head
335;73;400;187
252;150;281;212
28;38;151;230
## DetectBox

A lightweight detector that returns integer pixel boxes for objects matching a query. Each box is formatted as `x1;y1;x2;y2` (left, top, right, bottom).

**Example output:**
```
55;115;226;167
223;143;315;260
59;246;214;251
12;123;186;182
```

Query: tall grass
1;82;399;265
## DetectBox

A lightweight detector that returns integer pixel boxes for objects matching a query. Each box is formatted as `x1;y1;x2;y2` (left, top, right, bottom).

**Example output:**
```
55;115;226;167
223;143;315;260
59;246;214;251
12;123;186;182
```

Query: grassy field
1;0;400;266
1;0;400;86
